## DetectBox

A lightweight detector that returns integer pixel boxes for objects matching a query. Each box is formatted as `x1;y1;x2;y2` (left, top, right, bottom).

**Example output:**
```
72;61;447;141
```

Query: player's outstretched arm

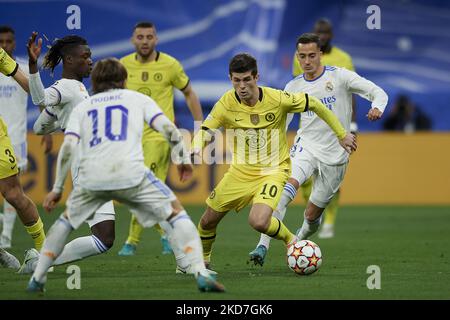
33;108;60;135
43;134;77;212
151;113;193;181
0;47;30;92
308;95;357;153
343;68;388;122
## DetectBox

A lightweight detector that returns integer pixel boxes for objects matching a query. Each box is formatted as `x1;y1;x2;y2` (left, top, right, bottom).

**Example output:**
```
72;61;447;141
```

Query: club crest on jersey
141;72;149;81
250;114;260;125
325;81;334;92
265;112;275;122
154;72;163;82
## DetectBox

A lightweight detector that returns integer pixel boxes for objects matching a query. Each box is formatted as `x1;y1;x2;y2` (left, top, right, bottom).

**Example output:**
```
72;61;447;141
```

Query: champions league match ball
287;240;322;275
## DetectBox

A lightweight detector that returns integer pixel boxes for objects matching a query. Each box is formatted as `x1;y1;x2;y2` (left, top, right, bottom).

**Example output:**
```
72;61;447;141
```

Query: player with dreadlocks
17;32;119;274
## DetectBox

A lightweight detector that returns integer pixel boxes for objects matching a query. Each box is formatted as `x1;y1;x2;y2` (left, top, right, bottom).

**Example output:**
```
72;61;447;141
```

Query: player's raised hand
177;163;193;182
43;191;62;213
27;31;42;64
366;107;383;121
339;133;357;154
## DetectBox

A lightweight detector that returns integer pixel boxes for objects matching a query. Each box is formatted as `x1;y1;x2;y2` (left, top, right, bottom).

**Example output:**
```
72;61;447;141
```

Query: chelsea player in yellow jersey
292;18;357;239
0;47;45;268
192;53;356;269
118;22;203;257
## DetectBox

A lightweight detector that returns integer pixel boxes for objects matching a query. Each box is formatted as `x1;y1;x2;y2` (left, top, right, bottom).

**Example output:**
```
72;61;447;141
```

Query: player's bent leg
249;203;295;245
248;203;295;266
198;206;227;265
0;201;16;248
118;215;142;256
27;213;73;293
319;190;341;239
0;175;45;250
255;177;300;252
154;223;172;255
55;219;114;266
296;201;325;240
166;209;224;292
301;177;314;203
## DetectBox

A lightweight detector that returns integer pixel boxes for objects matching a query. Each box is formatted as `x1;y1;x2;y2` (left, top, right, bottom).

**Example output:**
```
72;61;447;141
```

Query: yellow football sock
323;190;340;226
265;217;295;245
197;223;216;263
25;217;45;251
126;215;143;245
153;223;165;237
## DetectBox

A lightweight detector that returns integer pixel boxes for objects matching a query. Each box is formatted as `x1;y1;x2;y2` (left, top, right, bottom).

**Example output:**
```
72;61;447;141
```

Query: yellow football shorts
143;138;171;181
0;118;19;179
206;168;289;213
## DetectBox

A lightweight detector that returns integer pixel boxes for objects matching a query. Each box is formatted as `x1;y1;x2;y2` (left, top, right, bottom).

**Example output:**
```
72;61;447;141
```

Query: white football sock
159;220;190;270
32;215;72;283
257;183;297;249
168;210;208;277
1;201;16;247
53;235;105;266
296;215;321;240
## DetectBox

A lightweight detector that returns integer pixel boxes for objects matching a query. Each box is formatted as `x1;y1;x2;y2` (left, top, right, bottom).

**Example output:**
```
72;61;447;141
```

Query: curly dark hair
43;35;87;72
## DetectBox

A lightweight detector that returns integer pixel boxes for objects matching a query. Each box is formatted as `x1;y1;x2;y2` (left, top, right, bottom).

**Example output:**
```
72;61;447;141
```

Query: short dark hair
133;21;155;31
91;58;127;94
229;53;258;77
296;33;321;49
315;18;333;29
43;35;88;72
0;25;15;35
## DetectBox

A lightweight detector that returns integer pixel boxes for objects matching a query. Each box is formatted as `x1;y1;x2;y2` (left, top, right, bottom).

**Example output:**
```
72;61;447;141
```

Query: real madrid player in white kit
18;32;118;273
250;33;388;264
27;58;225;293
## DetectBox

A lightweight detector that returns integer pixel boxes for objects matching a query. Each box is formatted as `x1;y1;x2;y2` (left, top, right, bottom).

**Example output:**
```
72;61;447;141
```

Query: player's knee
287;178;300;190
91;222;115;249
96;233;114;249
249;217;269;233
171;199;184;213
2;187;24;209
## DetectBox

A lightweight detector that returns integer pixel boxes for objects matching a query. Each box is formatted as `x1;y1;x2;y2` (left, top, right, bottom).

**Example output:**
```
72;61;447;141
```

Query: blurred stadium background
1;0;450;300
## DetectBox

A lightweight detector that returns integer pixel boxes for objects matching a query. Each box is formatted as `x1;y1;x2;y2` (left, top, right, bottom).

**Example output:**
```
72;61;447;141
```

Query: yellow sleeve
308;95;347;140
292;52;303;77
0;48;18;76
281;91;308;113
171;59;190;90
191;102;225;150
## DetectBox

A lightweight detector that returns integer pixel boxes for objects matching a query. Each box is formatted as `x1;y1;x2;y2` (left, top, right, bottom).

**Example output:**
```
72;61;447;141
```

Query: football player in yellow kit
118;22;203;257
192;53;356;269
0;47;45;263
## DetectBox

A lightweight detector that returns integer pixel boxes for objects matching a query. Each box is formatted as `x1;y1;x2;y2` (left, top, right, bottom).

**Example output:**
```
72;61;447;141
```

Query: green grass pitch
1;205;449;300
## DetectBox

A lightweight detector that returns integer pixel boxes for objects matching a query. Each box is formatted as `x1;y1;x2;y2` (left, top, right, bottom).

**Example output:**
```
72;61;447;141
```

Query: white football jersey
286;66;388;165
65;89;164;190
0;58;29;145
44;78;89;130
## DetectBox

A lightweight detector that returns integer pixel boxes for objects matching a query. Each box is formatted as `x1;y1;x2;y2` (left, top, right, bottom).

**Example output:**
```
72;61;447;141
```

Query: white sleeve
284;80;296;131
29;72;62;106
33;107;60;134
341;68;388;113
143;99;190;164
52;134;78;193
64;107;82;137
